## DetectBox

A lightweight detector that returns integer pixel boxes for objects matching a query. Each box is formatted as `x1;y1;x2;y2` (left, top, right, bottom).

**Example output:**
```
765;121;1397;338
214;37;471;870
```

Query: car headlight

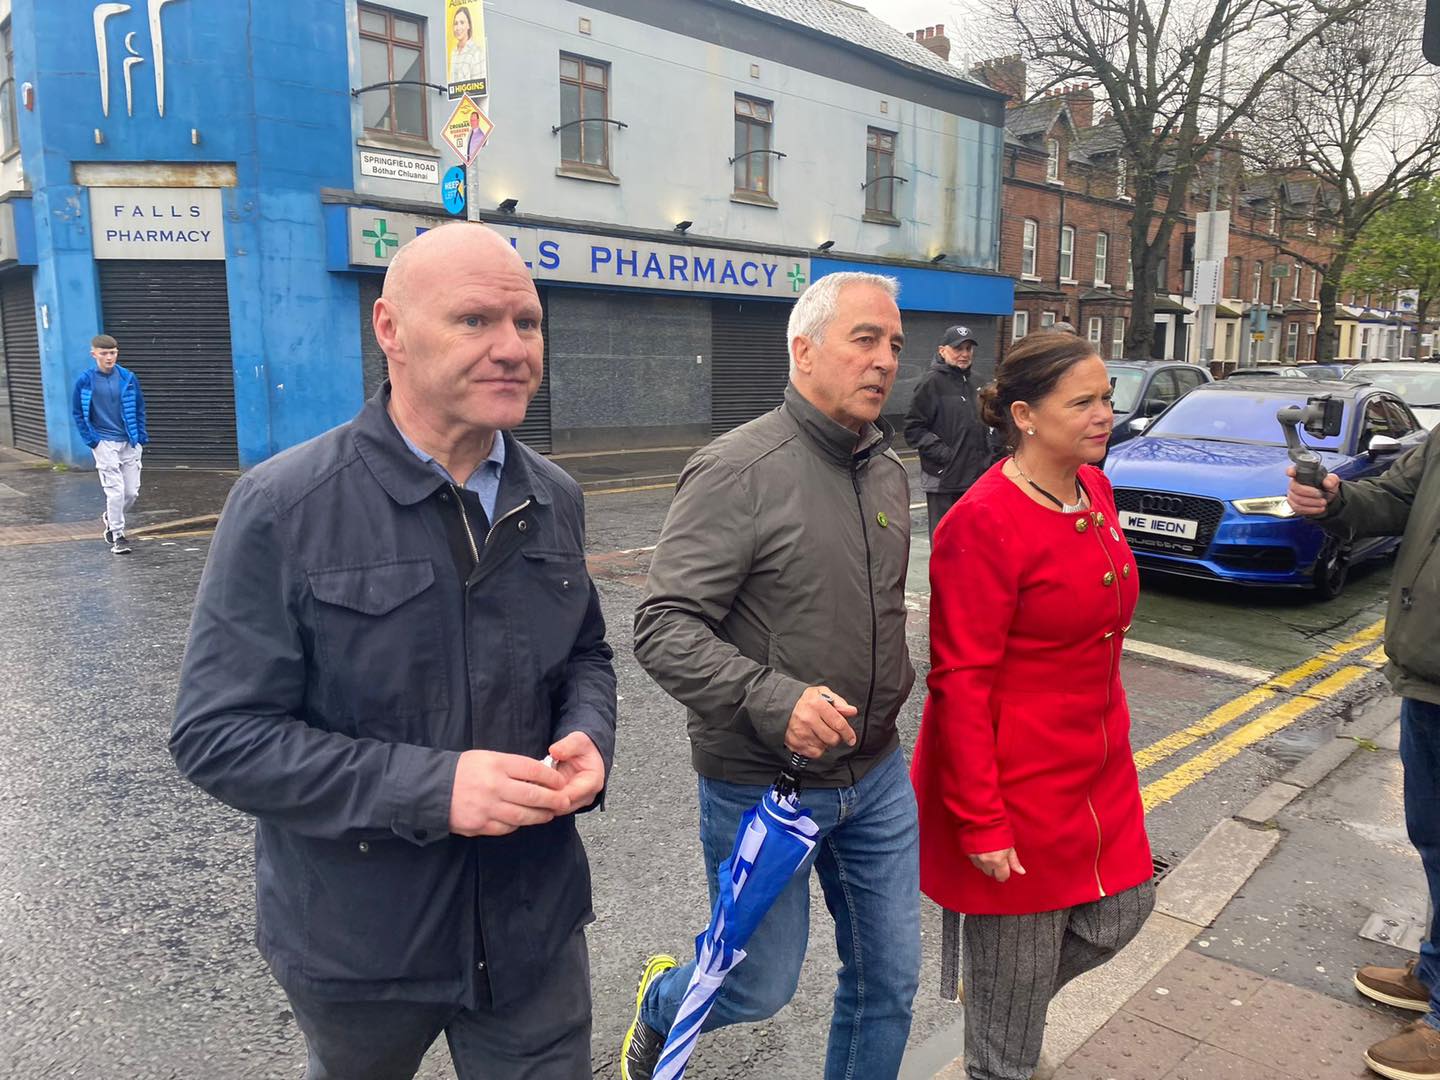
1231;496;1297;518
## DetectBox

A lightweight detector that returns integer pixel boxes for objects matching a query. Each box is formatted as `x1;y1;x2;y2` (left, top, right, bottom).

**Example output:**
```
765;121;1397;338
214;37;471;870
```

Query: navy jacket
72;364;148;448
171;389;617;1008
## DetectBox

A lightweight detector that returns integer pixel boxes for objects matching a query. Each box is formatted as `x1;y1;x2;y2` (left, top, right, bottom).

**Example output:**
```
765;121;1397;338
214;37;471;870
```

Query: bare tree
1242;0;1440;360
977;0;1367;358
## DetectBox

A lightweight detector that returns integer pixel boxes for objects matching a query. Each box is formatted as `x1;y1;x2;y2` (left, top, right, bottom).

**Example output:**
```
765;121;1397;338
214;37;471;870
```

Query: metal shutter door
355;278;551;453
2;272;45;456
98;261;238;467
710;299;792;435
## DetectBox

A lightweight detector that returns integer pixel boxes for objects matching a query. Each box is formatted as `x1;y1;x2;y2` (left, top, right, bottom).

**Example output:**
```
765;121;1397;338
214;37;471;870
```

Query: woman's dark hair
453;6;472;33
979;331;1103;445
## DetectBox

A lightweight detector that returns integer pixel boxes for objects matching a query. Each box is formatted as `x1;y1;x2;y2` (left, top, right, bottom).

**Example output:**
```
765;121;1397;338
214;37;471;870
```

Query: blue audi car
1104;377;1427;598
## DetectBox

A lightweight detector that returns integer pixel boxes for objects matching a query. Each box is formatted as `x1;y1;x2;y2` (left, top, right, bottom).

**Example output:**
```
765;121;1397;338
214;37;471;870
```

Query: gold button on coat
1075;517;1089;533
1122;564;1131;579
1103;571;1116;586
1095;511;1106;526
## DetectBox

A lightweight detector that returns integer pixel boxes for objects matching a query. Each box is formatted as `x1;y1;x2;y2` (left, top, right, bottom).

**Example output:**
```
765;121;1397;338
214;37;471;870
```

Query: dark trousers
285;928;592;1080
927;491;964;539
1401;698;1440;1030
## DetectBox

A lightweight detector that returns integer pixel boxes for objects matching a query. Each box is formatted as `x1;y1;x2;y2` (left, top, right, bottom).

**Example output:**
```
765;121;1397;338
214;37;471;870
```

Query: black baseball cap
940;325;977;348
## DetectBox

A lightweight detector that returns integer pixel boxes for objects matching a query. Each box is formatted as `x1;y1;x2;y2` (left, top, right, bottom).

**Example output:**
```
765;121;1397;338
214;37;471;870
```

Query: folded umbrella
653;753;821;1080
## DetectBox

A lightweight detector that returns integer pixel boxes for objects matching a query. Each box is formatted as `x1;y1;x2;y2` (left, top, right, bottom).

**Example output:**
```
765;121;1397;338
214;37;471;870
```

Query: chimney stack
971;54;1027;102
906;23;952;62
1061;82;1094;129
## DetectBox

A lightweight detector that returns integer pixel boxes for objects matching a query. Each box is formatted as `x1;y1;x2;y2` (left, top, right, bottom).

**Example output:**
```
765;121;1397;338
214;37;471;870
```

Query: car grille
1213;545;1297;572
1113;489;1225;559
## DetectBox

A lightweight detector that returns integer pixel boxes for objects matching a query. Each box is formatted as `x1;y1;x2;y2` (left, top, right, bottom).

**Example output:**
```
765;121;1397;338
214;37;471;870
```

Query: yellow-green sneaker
620;953;677;1080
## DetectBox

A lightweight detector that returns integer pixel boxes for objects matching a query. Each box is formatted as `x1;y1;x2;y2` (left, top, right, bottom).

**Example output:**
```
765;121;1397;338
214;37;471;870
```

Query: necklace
1011;456;1087;513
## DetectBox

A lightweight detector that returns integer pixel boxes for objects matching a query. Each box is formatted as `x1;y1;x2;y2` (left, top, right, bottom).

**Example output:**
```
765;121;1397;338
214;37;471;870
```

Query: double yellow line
1136;618;1387;812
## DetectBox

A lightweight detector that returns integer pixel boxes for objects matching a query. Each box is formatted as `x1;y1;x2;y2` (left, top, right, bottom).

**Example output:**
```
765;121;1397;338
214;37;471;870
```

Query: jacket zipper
1090;507;1126;900
450;484;482;567
850;461;878;760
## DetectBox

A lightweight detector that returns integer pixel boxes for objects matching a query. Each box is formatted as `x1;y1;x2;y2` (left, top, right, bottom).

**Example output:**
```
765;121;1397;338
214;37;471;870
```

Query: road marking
1131;618;1385;773
1121;639;1274;683
586;482;678;496
1364;644;1389;665
1141;665;1372;811
910;501;926;510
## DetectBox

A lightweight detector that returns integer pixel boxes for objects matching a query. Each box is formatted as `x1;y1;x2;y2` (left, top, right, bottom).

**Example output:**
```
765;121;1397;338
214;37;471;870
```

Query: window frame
1046;138;1061;182
0;21;15;159
1012;310;1030;340
733;94;776;202
1252;261;1263;304
864;127;899;222
1292;264;1303;301
1022;219;1038;278
1286;321;1299;360
1230;256;1243;299
1112;317;1126;359
1115;157;1129;200
558;52;614;177
1088;316;1104;343
358;4;430;143
1040;311;1057;329
1094;232;1109;286
1059;225;1076;282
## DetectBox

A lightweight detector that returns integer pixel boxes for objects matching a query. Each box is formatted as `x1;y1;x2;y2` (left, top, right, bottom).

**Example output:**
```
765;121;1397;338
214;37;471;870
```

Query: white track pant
93;440;142;534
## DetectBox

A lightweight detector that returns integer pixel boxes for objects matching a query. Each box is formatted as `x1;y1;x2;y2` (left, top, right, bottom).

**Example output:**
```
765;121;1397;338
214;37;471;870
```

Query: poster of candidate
446;0;488;99
444;95;494;165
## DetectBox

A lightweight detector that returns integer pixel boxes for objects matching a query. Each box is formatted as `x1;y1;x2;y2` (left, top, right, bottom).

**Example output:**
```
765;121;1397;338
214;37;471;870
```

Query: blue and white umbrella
653;757;821;1080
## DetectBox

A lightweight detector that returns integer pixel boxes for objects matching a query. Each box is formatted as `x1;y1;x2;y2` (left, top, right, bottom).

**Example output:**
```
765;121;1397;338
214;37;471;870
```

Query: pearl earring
1027;427;1036;436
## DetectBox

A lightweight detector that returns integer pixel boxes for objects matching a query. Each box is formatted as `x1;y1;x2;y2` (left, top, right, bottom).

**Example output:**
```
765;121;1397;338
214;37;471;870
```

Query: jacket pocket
519;550;591;685
308;558;450;734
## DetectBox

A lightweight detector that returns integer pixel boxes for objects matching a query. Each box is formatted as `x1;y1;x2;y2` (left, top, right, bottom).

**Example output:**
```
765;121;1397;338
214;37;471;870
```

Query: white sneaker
110;534;132;555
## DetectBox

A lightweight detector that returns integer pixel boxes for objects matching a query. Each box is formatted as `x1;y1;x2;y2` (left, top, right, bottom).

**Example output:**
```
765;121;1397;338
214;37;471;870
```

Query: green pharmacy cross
363;219;400;259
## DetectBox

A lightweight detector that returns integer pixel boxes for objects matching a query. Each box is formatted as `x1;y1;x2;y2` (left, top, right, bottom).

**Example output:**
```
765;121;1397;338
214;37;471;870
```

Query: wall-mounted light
816;240;835;252
93;129;105;145
21;82;34;111
191;128;201;146
674;220;693;233
931;252;948;263
497;198;519;213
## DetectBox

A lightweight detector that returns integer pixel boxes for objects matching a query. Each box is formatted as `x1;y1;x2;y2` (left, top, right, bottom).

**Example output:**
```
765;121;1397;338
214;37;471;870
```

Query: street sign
443;95;493;165
441;166;467;216
1193;260;1222;306
1194;211;1230;264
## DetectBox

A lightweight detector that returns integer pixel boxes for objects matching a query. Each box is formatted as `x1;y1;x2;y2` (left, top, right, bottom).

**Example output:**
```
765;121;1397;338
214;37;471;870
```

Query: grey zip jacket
635;383;916;788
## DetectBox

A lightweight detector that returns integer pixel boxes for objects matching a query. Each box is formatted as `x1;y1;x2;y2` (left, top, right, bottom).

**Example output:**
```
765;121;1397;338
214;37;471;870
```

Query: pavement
915;691;1429;1080
0;438;1414;1079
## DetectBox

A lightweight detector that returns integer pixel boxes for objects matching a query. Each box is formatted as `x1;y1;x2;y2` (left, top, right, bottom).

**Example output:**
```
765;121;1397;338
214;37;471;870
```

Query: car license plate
1120;510;1198;540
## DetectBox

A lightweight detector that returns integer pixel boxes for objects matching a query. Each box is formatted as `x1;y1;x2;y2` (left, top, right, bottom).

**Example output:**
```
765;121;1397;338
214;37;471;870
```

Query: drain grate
1152;854;1175;883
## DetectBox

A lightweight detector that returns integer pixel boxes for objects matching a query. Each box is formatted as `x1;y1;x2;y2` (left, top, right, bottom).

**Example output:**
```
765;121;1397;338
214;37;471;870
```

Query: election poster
446;0;488;99
443;95;493;165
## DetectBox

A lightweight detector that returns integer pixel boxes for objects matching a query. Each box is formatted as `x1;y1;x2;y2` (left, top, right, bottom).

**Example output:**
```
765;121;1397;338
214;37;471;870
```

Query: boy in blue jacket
71;334;148;554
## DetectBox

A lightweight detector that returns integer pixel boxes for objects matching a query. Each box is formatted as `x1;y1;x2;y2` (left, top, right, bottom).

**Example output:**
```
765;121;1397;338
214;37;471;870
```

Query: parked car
1105;360;1211;448
1228;365;1310;378
1304;363;1356;380
1342;362;1440;429
1104;378;1427;598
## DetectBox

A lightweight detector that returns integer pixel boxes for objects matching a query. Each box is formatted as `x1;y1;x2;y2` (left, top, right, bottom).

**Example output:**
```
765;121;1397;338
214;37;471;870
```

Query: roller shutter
1;272;45;456
98;261;237;467
710;299;792;435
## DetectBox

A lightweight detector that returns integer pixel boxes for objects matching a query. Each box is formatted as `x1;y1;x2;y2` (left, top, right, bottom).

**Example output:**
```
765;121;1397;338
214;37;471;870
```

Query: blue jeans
1401;698;1440;1030
640;747;921;1080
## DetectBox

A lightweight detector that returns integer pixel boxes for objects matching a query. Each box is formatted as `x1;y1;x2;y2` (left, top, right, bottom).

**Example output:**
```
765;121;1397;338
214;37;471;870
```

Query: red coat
912;462;1152;916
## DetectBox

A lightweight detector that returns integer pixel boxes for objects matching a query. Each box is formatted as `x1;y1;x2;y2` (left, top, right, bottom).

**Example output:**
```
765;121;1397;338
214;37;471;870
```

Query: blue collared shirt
398;427;506;522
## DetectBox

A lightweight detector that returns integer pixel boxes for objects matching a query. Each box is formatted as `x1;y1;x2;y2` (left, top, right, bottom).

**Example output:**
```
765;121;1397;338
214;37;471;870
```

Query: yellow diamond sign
444;95;494;166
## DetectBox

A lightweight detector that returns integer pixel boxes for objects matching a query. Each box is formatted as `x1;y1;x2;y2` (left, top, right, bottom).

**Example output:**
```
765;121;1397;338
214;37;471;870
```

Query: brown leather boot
1357;959;1432;1012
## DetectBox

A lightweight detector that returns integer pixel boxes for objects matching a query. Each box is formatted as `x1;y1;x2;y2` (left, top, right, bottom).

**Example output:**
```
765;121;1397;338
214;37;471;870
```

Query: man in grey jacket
172;224;616;1080
621;272;920;1080
903;325;991;537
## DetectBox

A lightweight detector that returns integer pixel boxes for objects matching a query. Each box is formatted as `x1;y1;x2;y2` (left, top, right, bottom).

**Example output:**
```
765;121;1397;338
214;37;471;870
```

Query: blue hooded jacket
72;365;149;448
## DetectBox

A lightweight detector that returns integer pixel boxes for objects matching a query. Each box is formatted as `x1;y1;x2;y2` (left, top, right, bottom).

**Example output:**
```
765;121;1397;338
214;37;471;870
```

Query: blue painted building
0;0;1012;466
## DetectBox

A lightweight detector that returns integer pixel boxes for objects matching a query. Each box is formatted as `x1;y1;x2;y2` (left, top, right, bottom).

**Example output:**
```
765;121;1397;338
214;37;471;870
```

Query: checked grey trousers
961;880;1155;1080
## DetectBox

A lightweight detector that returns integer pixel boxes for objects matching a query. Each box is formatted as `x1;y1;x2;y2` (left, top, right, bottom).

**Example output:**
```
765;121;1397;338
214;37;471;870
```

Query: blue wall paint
20;0;363;467
812;258;1015;316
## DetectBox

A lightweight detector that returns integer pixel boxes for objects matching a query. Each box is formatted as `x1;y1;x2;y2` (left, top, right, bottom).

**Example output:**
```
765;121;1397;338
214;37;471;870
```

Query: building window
1224;321;1235;361
1268;206;1278;234
1304;323;1315;360
865;128;898;219
1046;138;1061;182
359;5;428;140
1088;316;1104;343
1112;318;1126;360
559;54;612;172
1292;265;1302;301
1022;219;1038;277
1116;158;1128;199
734;95;775;198
1094;233;1109;286
1012;311;1029;340
1127;258;1133;291
1271;274;1282;307
1230;256;1243;298
1310;269;1319;302
1040;311;1056;328
1155;256;1168;292
1286;322;1299;360
0;22;14;157
1059;226;1075;281
1252;260;1264;304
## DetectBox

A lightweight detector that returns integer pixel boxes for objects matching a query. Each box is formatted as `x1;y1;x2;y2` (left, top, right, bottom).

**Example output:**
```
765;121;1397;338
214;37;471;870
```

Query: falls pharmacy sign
344;209;809;299
90;187;226;259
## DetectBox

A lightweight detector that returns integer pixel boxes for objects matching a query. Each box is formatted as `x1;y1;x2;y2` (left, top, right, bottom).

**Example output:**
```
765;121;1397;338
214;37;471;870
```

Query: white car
1344;362;1440;430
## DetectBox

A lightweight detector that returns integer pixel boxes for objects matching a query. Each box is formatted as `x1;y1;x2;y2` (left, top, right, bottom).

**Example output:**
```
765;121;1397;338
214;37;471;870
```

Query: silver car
1343;362;1440;429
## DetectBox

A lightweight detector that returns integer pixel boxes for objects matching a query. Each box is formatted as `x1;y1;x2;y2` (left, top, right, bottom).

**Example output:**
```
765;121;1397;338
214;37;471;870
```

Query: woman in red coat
912;332;1154;1080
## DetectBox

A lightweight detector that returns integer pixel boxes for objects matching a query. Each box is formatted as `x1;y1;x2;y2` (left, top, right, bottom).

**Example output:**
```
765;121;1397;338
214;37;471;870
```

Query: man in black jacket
171;224;616;1080
904;325;991;537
